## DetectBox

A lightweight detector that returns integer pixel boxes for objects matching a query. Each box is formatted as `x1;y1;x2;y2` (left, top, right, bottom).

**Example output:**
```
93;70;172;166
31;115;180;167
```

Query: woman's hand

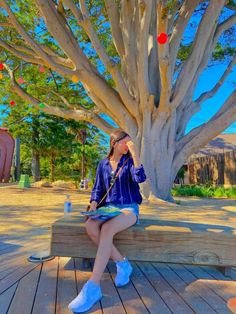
126;138;141;167
89;201;97;211
126;139;138;157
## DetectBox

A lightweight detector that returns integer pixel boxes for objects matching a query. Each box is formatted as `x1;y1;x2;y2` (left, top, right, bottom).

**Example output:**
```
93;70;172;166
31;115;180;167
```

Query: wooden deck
1;247;236;314
0;187;236;313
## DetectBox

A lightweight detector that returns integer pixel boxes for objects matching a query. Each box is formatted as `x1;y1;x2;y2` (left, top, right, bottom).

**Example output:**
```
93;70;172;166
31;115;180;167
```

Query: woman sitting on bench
68;128;147;313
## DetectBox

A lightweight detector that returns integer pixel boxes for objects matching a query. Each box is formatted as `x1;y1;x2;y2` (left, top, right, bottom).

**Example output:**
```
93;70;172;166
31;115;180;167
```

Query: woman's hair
107;129;131;159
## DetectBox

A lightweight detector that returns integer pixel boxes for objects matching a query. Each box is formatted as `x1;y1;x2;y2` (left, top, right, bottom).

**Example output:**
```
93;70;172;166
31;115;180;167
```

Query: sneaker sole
68;295;103;313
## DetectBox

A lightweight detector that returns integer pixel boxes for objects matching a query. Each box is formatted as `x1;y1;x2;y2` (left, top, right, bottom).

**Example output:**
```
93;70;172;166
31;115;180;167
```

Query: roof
186;133;236;162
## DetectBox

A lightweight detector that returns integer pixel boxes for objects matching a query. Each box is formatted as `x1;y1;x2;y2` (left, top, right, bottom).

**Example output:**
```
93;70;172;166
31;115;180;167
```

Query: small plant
172;184;236;198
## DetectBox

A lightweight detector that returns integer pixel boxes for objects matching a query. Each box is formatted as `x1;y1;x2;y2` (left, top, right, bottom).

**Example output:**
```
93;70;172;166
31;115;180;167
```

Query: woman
68;129;146;313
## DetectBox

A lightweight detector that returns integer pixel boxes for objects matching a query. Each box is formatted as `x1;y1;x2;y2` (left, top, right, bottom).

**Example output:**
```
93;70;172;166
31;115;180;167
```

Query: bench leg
82;258;92;269
216;266;232;277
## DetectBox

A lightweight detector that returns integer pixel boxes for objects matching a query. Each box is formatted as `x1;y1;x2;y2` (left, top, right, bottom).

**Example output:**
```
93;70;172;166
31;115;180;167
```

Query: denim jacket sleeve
90;160;106;204
130;160;147;183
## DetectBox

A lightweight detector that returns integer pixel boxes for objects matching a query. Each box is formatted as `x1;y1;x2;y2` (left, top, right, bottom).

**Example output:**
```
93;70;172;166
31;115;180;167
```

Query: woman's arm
126;139;146;183
89;160;106;209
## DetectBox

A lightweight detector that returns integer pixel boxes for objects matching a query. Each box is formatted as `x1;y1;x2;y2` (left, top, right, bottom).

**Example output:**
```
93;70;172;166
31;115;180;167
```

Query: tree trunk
81;144;86;179
134;110;177;202
50;153;56;182
32;151;40;182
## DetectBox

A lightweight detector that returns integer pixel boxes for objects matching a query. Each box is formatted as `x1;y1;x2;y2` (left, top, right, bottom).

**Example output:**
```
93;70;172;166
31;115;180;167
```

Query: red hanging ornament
18;77;25;84
39;66;45;73
0;63;4;71
157;32;168;44
10;100;15;106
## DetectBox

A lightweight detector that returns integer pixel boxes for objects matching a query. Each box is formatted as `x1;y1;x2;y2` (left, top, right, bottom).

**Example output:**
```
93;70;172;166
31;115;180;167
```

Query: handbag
84;157;130;221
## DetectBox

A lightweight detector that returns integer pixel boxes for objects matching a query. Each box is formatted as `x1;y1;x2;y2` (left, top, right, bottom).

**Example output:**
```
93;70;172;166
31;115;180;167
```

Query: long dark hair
107;129;131;160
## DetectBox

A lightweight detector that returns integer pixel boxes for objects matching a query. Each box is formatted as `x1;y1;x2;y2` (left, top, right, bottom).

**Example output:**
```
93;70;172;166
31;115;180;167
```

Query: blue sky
186;63;236;134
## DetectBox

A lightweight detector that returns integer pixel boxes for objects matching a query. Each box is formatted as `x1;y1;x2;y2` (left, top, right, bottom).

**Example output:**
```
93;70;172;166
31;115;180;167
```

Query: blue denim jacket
90;154;146;206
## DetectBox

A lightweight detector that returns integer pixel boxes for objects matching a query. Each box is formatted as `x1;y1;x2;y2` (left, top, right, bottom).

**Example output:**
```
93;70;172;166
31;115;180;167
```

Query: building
183;133;236;186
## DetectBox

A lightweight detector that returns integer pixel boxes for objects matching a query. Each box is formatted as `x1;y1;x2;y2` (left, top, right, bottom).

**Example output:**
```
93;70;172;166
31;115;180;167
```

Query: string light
72;75;79;83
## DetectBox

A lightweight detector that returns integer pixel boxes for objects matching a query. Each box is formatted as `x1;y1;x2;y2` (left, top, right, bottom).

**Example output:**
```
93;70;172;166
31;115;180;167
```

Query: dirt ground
0;184;235;246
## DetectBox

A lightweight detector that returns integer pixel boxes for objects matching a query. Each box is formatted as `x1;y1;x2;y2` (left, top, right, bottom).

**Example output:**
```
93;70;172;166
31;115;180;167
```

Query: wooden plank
202;266;233;281
74;258;102;314
50;216;236;267
136;261;195;314
0;261;40;294
56;257;77;314
164;263;232;313
0;242;46;280
32;257;58;314
184;264;236;303
107;260;172;314
231;268;236;280
99;261;126;314
152;262;216;314
0;242;16;253
0;241;47;269
106;261;150;314
0;283;18;314
7;265;42;314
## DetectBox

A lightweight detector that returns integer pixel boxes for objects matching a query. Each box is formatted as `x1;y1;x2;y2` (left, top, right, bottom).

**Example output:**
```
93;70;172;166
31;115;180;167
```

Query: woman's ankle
113;256;125;263
89;277;101;286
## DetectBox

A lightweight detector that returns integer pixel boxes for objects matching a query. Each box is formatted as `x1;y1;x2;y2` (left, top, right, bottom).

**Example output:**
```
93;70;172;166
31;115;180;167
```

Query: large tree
0;0;235;201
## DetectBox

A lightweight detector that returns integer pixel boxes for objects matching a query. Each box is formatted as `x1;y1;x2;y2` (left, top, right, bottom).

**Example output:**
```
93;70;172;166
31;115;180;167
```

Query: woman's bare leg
85;217;124;262
89;211;136;284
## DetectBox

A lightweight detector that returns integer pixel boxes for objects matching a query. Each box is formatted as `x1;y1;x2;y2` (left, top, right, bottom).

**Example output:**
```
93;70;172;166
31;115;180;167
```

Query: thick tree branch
174;90;236;173
0;39;44;64
148;1;160;106
0;39;74;69
0;22;13;27
4;63;114;134
35;0;137;130
137;0;152;110
0;0;74;75
169;0;199;77
120;0;139;100
175;11;236;128
156;1;171;112
76;0;139;119
213;13;236;47
104;0;125;57
171;0;226;109
195;54;236;106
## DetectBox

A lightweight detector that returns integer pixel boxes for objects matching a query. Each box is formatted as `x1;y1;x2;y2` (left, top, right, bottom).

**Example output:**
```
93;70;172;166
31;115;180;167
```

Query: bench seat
50;215;236;275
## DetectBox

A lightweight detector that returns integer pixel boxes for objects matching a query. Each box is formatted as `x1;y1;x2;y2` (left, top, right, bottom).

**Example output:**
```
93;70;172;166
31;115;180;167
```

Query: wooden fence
188;150;236;185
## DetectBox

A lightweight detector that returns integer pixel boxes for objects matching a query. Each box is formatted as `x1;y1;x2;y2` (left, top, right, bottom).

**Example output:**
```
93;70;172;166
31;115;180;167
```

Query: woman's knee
85;219;101;238
100;222;115;236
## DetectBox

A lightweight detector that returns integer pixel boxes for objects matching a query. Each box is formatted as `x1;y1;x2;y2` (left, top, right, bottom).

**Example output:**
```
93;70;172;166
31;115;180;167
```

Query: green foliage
172;184;236;198
212;43;236;60
228;0;236;10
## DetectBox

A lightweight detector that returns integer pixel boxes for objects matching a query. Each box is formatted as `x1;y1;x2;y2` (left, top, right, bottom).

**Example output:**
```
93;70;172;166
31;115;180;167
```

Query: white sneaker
114;257;133;287
68;279;102;313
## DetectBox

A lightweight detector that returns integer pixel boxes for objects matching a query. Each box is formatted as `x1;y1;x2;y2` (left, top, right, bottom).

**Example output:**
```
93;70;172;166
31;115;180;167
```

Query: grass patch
172;185;236;198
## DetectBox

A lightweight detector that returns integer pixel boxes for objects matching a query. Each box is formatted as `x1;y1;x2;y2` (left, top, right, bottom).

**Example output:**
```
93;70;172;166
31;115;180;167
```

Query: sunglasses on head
113;133;128;143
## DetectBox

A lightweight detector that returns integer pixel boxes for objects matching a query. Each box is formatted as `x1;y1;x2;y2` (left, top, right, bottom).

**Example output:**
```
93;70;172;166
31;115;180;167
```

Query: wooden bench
50;215;236;276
